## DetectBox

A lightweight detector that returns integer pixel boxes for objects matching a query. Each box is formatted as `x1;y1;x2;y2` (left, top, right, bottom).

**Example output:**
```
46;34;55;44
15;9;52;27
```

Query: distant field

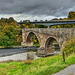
0;54;75;75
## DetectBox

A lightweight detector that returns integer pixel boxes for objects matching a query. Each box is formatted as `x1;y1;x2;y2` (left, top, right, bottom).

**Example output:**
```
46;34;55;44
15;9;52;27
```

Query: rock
27;52;35;60
36;48;46;56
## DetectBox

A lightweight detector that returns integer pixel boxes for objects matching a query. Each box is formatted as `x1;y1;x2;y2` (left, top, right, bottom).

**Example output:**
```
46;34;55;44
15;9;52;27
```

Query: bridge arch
26;31;40;46
45;37;60;53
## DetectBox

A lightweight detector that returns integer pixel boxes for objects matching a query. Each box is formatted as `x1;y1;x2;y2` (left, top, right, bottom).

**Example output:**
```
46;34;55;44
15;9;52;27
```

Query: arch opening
45;37;60;53
26;32;40;47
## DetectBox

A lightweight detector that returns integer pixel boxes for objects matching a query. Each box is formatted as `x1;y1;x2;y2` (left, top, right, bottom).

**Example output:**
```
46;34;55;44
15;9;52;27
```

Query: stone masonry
21;28;75;56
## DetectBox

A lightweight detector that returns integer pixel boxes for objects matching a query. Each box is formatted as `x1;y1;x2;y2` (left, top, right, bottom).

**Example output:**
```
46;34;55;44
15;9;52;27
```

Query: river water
0;47;39;62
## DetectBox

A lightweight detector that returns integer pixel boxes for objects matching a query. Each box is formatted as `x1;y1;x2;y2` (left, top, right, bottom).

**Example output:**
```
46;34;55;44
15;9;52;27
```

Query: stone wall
22;28;75;55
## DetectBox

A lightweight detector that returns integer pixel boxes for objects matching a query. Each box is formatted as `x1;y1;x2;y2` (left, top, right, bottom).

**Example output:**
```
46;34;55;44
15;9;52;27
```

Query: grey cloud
0;0;75;17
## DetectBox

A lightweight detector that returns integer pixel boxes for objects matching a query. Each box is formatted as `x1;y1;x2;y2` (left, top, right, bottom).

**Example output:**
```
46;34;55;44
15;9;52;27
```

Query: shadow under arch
26;32;40;47
45;37;60;53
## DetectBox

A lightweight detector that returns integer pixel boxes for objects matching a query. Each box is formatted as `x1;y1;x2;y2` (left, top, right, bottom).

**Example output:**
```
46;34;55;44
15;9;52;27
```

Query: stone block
37;48;46;56
27;52;35;60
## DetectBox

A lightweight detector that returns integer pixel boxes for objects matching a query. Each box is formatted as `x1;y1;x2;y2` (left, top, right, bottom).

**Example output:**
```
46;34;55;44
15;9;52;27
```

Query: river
0;47;39;62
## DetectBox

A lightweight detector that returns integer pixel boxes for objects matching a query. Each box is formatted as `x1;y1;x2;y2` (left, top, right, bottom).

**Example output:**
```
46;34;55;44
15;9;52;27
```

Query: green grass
0;54;75;75
33;43;40;46
0;45;21;49
0;46;5;48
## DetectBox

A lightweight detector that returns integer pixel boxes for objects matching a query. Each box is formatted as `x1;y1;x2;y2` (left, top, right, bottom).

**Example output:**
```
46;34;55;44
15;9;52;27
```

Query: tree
0;17;22;47
68;11;75;19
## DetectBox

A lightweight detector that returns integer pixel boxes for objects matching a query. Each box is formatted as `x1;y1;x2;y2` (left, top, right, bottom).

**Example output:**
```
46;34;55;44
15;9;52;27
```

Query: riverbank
0;53;75;75
0;46;21;49
0;46;23;49
0;52;40;62
0;45;39;49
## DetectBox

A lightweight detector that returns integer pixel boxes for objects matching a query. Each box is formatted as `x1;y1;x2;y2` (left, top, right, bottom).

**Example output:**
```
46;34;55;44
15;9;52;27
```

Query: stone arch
45;37;60;53
26;31;40;46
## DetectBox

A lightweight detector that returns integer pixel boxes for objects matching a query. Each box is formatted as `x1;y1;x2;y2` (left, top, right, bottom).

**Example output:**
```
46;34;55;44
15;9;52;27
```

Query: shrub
62;38;75;56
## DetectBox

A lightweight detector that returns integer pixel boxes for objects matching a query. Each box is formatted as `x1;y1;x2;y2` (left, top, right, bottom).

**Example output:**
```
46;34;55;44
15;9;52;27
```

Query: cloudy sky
0;0;75;21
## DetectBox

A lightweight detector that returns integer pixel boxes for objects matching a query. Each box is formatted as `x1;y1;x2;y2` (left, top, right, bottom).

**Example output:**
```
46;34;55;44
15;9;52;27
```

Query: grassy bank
0;54;75;75
0;45;21;49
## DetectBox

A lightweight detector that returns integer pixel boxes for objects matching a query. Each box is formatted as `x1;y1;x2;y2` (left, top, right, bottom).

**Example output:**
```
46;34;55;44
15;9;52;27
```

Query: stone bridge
21;28;75;56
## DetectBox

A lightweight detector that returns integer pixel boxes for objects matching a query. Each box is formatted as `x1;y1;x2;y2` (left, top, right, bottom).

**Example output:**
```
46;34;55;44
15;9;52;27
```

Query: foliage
51;11;75;28
62;38;75;56
68;11;75;19
0;54;75;75
32;35;40;46
32;35;37;43
0;17;22;47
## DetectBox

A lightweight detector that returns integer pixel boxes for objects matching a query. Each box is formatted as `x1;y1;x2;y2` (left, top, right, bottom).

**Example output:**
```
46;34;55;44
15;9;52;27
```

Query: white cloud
67;6;75;12
0;0;75;17
0;14;66;22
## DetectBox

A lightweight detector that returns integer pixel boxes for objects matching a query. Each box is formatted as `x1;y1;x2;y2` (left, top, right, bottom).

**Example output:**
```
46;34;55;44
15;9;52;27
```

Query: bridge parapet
22;28;75;38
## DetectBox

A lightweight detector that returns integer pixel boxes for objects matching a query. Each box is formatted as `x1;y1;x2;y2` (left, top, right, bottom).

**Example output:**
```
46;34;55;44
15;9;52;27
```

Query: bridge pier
21;42;33;47
37;43;60;57
48;25;49;28
21;42;26;47
37;48;46;56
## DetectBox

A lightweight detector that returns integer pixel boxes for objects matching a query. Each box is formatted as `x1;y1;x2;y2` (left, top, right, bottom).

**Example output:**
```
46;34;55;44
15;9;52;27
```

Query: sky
0;0;75;21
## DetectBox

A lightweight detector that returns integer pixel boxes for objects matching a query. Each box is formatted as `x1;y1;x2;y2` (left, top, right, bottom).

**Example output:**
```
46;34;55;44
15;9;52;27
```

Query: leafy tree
62;38;75;56
68;11;75;19
0;17;22;47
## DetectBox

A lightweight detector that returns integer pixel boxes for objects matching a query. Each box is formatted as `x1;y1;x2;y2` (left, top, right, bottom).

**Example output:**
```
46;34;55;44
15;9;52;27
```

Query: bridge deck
18;20;75;26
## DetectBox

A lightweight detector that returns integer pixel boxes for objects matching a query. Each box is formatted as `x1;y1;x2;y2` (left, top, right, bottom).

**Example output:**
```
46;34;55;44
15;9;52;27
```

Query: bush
62;38;75;56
